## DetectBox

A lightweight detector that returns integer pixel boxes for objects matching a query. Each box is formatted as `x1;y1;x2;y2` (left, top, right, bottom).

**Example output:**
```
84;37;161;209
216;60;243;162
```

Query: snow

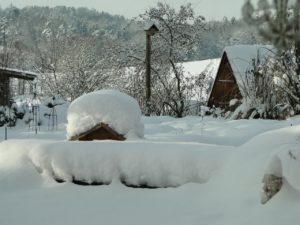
66;89;144;139
1;104;300;225
0;66;38;77
180;58;220;79
224;45;276;96
229;98;239;106
180;58;220;101
7;140;228;188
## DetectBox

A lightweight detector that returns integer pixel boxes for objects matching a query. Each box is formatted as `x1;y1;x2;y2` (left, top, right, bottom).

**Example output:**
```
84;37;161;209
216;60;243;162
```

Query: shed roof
179;58;220;78
0;67;37;80
69;122;125;141
223;45;276;95
123;58;220;102
180;58;220;101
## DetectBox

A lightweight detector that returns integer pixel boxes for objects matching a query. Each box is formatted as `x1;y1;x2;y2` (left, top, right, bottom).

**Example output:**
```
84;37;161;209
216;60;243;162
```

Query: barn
0;67;37;106
207;45;275;111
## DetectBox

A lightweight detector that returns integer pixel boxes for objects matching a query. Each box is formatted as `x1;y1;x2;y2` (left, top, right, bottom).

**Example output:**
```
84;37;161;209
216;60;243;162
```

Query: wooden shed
207;45;274;111
0;67;37;106
69;122;125;141
207;52;241;110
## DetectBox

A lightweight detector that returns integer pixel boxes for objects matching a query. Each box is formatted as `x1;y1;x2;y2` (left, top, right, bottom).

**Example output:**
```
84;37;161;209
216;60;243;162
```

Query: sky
0;0;253;21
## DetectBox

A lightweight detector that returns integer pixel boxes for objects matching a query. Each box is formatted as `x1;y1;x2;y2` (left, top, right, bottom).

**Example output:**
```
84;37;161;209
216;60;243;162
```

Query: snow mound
266;149;300;191
210;124;300;203
0;140;229;189
28;141;227;187
66;90;144;139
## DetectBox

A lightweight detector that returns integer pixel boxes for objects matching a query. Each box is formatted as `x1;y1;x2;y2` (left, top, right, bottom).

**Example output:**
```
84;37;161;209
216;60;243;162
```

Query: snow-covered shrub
209;106;224;118
230;55;278;119
242;0;300;119
4;95;65;128
229;99;239;108
230;49;300;120
0;101;26;127
270;49;300;116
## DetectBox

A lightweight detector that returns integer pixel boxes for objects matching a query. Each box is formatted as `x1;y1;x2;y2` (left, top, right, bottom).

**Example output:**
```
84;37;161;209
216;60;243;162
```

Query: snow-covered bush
230;49;300;120
230;55;277;119
209;106;224;118
242;0;300;119
0;100;26;127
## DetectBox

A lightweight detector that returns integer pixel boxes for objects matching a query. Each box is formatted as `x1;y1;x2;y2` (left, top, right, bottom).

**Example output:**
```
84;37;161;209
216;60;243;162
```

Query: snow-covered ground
0;106;300;225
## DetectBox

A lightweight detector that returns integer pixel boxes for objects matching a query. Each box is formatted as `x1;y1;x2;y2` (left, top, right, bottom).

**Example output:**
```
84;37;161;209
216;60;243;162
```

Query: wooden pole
5;126;7;140
294;3;300;75
145;33;152;116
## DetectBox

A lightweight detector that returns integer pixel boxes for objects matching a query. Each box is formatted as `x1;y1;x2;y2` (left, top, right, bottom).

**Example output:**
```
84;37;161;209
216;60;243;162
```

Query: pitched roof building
207;45;275;110
0;67;37;106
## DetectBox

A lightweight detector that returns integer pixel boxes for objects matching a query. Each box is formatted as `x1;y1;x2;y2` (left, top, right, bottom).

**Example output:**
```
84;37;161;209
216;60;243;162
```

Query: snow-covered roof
124;58;220;82
66;90;144;140
180;58;220;78
123;59;220;102
0;67;38;80
180;58;221;101
144;21;160;31
224;45;276;94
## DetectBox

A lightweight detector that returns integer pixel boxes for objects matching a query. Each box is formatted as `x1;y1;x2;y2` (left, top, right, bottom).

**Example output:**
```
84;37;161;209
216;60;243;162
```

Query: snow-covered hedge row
0;140;229;188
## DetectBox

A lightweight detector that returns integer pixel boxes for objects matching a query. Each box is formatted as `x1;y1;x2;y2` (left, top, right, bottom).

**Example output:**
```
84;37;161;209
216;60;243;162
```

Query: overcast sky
0;0;253;20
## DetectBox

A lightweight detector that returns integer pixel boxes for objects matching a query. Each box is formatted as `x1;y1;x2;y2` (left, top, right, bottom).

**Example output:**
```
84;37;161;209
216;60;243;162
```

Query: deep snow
0;110;300;225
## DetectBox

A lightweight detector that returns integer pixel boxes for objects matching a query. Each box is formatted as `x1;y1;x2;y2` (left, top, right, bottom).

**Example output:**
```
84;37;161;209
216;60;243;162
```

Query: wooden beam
0;68;37;81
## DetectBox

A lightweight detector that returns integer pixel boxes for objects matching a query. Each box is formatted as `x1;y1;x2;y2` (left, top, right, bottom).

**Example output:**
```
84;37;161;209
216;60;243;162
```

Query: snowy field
0;104;300;225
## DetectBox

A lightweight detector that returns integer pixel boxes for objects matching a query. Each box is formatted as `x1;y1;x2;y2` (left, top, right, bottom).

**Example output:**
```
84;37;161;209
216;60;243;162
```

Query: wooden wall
78;127;125;141
0;69;36;106
70;123;125;141
207;53;242;111
0;71;9;106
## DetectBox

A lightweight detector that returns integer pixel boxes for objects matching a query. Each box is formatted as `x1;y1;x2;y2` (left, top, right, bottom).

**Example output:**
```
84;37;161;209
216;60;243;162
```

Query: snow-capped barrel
66;90;144;141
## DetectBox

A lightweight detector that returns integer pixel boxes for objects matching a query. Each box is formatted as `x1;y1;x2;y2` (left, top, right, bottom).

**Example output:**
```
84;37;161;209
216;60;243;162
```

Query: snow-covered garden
1;0;300;224
0;90;300;225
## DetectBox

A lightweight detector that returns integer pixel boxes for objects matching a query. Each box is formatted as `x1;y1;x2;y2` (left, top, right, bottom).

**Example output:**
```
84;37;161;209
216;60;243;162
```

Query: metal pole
145;33;152;116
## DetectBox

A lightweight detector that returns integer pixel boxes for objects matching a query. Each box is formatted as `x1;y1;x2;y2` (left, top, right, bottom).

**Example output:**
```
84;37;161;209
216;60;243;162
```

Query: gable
207;45;276;110
69;122;125;141
207;52;241;109
224;45;276;96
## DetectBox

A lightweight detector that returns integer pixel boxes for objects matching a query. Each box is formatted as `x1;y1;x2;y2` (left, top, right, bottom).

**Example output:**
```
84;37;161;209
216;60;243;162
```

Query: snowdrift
0;140;230;189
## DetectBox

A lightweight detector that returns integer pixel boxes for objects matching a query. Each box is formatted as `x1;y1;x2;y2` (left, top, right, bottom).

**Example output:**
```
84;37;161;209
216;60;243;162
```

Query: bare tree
136;2;206;117
35;19;68;97
58;37;110;101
